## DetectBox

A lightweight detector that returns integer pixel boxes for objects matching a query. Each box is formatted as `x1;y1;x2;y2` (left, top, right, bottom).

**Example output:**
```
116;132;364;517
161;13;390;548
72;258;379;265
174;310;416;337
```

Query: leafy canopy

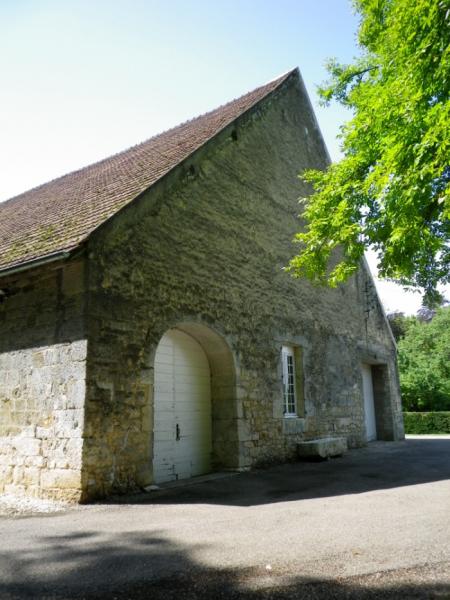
398;307;450;411
289;0;450;305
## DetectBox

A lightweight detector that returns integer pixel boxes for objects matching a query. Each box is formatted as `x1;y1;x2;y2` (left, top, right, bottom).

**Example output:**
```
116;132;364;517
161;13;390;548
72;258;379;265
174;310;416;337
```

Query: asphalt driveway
1;437;449;599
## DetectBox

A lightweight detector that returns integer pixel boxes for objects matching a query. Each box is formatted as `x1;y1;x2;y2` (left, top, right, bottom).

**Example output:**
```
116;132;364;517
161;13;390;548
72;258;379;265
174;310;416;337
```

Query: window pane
282;347;297;416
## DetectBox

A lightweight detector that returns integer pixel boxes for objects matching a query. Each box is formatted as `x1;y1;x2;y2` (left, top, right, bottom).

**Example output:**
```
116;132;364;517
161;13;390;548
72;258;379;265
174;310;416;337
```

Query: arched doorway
152;323;238;484
153;329;212;483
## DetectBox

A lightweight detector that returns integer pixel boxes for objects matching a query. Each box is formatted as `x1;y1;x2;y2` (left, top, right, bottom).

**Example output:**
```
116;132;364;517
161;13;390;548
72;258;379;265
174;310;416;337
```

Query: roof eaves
0;248;76;279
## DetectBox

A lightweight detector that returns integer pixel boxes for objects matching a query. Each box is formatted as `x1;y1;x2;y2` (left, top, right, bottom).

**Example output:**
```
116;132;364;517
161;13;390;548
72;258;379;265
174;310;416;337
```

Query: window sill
282;416;306;435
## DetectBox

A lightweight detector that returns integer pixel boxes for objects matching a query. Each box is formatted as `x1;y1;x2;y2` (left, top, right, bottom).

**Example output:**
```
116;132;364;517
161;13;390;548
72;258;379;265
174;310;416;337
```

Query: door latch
176;423;180;441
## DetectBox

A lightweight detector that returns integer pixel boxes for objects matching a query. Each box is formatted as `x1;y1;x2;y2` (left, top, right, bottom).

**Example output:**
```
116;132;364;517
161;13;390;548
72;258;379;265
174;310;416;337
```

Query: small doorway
153;329;212;483
361;364;377;442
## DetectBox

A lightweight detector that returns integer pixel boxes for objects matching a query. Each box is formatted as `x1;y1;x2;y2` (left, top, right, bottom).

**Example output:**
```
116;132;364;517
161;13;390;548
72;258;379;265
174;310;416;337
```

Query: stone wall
0;260;86;501
81;72;404;499
0;73;404;502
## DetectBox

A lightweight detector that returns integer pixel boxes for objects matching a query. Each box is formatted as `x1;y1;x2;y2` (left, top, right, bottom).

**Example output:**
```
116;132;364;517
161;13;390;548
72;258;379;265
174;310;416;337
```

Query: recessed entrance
362;363;377;442
153;329;212;483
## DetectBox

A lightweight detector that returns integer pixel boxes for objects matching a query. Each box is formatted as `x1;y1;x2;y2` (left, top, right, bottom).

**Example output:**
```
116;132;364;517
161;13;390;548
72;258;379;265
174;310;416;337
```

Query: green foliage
387;311;415;341
289;0;450;303
403;411;450;434
398;307;450;410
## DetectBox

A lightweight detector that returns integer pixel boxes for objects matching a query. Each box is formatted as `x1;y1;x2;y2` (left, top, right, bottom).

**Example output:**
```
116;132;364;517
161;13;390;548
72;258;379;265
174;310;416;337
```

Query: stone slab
297;437;348;460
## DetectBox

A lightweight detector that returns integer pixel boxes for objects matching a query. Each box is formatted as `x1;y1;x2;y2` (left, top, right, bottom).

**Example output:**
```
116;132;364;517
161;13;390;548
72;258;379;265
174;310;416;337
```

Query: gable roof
0;69;297;276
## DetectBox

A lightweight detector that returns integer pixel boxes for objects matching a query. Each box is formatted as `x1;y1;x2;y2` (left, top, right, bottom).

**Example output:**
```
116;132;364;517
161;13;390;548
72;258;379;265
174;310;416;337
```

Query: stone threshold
144;470;240;492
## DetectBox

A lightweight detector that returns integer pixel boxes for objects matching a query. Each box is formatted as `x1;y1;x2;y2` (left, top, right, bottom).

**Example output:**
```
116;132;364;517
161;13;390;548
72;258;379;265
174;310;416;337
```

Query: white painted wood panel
362;364;377;442
153;329;212;483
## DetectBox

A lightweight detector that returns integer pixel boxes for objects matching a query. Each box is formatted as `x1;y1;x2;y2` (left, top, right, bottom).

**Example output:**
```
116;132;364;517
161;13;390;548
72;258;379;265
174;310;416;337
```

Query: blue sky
1;1;437;312
0;0;358;200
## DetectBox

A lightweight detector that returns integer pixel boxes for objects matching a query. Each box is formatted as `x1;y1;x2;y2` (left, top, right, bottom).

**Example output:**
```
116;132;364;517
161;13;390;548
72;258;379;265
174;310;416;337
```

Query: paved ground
1;436;449;599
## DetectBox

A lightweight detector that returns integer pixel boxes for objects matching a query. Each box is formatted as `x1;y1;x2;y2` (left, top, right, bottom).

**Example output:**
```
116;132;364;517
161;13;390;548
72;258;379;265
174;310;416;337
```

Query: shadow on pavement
105;438;450;508
0;529;448;599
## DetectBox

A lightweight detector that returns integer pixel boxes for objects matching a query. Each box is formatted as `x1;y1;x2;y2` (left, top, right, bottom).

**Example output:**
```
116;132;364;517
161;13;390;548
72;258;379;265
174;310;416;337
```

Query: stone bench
297;437;347;460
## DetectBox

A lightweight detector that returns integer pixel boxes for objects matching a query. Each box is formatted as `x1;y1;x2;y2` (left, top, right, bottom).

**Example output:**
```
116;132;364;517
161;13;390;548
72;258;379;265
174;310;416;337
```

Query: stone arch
151;321;239;480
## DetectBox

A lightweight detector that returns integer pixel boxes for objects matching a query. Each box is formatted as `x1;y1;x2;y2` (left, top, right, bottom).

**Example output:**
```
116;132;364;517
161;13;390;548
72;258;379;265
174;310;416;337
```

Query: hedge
403;412;450;434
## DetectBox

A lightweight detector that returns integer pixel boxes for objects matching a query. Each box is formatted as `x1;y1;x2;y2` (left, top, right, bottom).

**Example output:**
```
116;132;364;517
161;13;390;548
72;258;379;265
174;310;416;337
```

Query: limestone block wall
0;261;86;501
81;72;404;499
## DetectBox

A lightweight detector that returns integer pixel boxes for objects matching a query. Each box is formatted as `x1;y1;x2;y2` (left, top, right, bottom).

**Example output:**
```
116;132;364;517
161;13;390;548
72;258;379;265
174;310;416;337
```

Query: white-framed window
282;345;297;416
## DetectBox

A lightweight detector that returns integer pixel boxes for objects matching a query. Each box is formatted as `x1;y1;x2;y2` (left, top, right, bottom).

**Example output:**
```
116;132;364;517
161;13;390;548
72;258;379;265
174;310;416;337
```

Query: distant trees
391;307;450;411
387;311;414;342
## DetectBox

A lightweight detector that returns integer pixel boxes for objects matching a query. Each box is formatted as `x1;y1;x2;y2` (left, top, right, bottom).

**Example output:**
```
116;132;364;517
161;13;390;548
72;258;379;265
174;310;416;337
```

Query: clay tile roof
0;69;297;274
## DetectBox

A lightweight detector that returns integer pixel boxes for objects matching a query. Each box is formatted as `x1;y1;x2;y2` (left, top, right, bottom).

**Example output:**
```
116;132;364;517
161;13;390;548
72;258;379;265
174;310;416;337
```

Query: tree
387;311;414;341
416;294;449;320
289;0;450;306
398;307;450;411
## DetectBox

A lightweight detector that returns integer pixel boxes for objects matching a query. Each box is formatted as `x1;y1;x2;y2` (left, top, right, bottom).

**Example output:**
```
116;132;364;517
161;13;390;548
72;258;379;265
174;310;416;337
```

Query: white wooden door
153;329;212;483
362;364;377;442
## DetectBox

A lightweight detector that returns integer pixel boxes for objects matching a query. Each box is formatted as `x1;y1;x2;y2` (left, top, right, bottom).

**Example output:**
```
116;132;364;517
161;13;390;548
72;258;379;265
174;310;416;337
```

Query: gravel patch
0;494;69;517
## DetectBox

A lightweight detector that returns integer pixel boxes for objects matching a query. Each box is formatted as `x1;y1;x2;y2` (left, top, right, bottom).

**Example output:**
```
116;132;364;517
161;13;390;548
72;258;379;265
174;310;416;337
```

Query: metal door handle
176;423;180;441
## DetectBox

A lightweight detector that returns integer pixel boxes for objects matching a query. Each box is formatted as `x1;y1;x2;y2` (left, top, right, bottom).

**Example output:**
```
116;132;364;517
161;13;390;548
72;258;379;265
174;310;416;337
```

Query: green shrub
398;308;450;412
403;412;450;434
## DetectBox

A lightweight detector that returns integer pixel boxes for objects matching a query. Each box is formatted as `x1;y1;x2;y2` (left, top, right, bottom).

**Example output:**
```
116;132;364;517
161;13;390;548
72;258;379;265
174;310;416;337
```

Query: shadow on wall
101;438;450;508
0;529;448;599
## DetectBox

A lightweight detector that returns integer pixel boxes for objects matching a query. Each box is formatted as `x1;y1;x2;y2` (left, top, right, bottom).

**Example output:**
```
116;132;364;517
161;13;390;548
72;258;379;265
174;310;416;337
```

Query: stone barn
0;68;404;502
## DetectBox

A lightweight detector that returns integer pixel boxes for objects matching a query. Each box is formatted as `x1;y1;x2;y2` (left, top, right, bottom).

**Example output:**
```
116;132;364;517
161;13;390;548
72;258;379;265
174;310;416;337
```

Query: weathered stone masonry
0;261;86;501
0;71;404;501
80;74;403;499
